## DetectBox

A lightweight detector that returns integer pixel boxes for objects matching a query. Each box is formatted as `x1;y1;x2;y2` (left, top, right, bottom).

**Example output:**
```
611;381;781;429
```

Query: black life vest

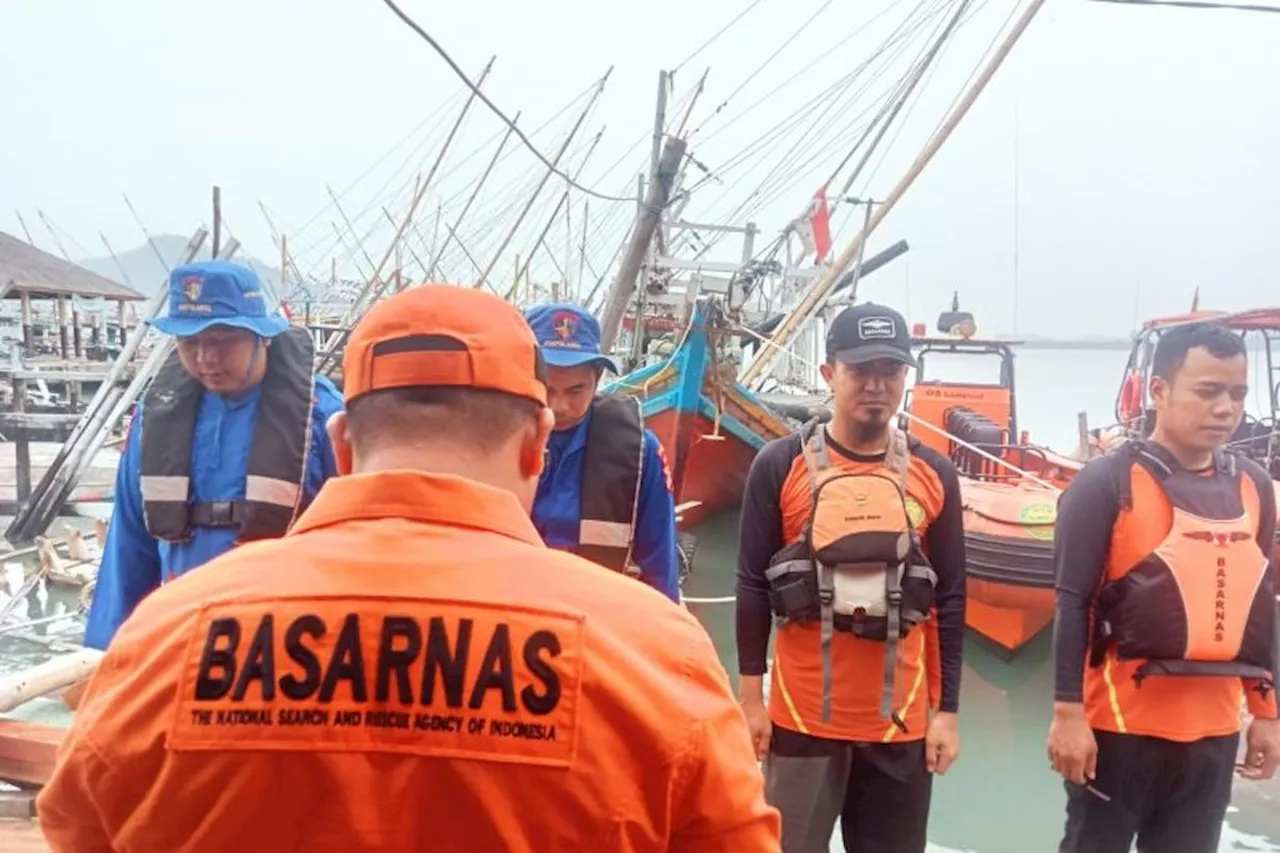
139;326;316;544
569;394;645;573
1091;442;1276;694
766;422;937;728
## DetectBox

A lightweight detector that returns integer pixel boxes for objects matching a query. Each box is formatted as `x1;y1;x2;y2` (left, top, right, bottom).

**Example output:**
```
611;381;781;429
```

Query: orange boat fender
1118;370;1143;423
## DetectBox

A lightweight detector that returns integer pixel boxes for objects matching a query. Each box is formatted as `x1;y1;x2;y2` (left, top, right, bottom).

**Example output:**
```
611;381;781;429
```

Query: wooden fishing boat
905;319;1075;656
604;302;791;528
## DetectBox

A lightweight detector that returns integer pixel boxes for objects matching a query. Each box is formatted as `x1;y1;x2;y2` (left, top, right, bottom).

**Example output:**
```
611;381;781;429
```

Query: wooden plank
6;370;127;384
0;414;85;430
0;719;66;786
0;819;49;853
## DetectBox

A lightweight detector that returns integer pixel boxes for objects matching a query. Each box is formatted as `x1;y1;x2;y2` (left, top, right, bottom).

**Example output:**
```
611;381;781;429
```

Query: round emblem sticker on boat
1020;502;1057;541
905;496;926;529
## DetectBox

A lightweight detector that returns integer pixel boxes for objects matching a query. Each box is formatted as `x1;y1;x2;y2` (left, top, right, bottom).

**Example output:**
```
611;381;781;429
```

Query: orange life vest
1091;442;1276;692
765;423;936;728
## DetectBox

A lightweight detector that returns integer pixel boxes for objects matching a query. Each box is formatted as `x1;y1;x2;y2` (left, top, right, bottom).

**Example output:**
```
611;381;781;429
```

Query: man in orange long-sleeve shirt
1048;321;1280;853
37;284;780;853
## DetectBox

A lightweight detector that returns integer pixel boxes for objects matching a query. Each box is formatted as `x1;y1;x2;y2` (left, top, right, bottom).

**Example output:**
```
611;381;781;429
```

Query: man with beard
735;302;966;853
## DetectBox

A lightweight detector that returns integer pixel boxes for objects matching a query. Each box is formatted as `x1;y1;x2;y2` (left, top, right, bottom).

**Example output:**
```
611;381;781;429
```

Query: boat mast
472;70;612;292
739;0;1047;388
631;71;671;366
425;110;522;282
315;56;496;374
599;70;673;356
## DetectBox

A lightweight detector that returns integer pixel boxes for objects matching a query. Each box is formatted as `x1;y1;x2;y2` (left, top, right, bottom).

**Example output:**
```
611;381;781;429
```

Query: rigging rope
297;81;604;282
673;0;768;73
1089;0;1280;11
379;0;636;203
685;0;953;256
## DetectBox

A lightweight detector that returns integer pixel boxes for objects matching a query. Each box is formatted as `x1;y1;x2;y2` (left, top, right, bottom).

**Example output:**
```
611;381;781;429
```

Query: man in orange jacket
37;285;780;853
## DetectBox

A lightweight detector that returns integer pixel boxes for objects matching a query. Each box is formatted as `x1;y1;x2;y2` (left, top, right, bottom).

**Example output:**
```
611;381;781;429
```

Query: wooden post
72;308;83;358
12;375;29;506
211;186;222;259
57;297;69;360
19;291;32;354
599;137;687;352
1077;411;1092;460
117;300;127;348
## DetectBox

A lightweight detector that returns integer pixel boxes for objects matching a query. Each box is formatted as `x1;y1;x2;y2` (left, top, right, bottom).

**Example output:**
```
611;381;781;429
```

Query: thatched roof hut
0;232;144;301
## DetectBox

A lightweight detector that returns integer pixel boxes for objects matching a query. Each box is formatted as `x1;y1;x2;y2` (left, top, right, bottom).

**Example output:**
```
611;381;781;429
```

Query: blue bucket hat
149;260;290;339
524;303;619;372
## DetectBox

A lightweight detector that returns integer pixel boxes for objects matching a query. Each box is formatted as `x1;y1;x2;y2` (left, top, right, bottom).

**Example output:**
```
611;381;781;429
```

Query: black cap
826;302;917;367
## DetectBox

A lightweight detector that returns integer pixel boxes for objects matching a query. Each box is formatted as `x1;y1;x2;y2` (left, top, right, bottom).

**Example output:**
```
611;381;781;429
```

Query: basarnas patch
168;596;585;768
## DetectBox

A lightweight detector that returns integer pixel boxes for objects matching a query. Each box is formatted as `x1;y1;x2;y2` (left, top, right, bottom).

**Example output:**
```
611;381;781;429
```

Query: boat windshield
914;348;1007;389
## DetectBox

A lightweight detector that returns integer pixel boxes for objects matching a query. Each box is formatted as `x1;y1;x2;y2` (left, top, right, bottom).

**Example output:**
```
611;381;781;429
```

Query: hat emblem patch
182;275;203;302
550;311;581;348
858;317;895;339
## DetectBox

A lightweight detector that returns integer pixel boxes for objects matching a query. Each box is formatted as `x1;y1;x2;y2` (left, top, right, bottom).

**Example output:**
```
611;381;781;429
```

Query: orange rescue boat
905;310;1078;656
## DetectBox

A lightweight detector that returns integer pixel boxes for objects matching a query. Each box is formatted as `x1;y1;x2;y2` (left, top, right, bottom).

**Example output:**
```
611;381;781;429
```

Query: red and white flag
792;187;833;265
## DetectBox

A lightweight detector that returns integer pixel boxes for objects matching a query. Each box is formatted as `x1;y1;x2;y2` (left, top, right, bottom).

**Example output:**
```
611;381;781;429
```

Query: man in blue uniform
83;260;344;650
524;303;681;602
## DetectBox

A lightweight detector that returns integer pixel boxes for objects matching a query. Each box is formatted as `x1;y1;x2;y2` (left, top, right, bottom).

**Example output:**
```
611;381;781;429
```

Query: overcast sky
2;0;1277;337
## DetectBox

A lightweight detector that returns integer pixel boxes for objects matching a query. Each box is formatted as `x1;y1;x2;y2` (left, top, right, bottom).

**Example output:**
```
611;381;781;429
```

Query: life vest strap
1132;658;1274;687
574;395;644;572
818;561;836;723
880;573;905;730
801;418;922;729
189;500;245;528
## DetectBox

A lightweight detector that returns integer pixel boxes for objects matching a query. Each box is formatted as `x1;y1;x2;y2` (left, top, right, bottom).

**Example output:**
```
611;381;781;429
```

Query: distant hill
77;234;283;298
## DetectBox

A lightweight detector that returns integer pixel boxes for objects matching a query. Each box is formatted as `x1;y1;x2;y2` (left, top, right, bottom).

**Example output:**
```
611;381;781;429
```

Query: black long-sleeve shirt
735;430;967;714
1053;443;1279;731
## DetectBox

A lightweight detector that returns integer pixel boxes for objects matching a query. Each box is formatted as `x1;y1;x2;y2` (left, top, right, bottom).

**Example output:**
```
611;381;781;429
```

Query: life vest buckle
818;588;835;606
190;499;242;528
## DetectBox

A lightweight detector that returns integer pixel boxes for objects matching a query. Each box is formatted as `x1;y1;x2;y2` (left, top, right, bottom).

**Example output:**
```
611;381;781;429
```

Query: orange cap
342;285;548;406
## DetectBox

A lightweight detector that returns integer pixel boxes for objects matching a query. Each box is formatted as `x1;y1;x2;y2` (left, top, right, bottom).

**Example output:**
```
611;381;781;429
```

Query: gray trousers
764;726;932;853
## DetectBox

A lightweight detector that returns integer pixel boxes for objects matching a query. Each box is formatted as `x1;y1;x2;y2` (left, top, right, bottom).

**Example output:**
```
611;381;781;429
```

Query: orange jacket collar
291;470;543;547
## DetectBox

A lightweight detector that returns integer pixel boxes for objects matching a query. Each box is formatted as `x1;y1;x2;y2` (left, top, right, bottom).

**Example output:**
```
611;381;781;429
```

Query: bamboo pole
424;111;521;282
516;127;605;290
472;69;612;291
211;186;223;259
315;56;497;373
381;207;432;281
739;0;1047;387
327;185;379;274
0;649;104;713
